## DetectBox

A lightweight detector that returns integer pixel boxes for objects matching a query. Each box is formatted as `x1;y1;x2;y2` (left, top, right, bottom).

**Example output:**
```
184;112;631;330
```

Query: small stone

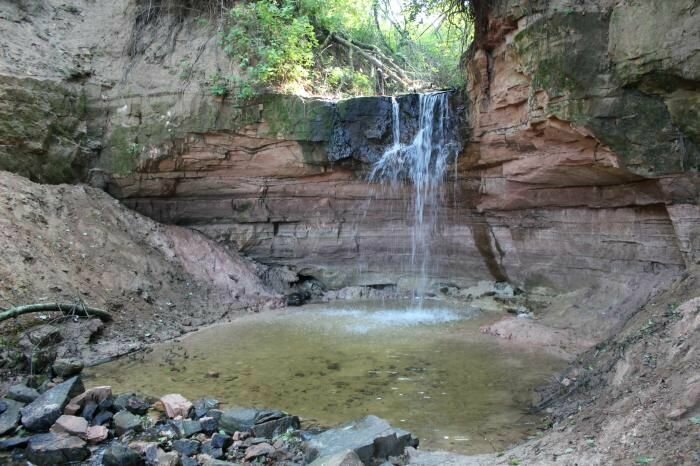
67;385;112;412
64;403;81;415
200;415;218;433
125;396;150;415
160;393;193;418
113;392;142;412
50;414;88;437
85;425;109;443
81;400;98;421
201;440;224;459
0;398;23;436
7;384;40;403
193;398;220;418
103;442;144;466
219;407;259;434
130;441;159;465
92;409;113;425
20;325;62;349
113;410;143;436
308;450;364;466
210;432;231;449
252;415;300;438
98;396;114;410
170;418;202;437
254;410;285;424
26;432;89;465
207;408;223;421
206;371;220;378
173;438;200;456
244;442;275;461
52;358;84;378
181;457;198;466
157;450;180;466
0;435;30;450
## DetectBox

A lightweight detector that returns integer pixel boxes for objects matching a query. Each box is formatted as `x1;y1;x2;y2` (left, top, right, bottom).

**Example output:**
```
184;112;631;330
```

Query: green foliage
323;66;373;95
207;72;256;99
109;128;143;175
219;0;472;97
222;0;317;90
178;59;193;81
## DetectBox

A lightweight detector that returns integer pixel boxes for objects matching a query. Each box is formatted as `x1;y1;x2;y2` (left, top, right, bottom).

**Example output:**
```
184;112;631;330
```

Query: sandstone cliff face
0;0;698;337
462;0;698;284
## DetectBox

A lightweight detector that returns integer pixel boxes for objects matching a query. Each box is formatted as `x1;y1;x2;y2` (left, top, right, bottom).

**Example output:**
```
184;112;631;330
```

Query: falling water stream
369;92;459;296
84;93;566;456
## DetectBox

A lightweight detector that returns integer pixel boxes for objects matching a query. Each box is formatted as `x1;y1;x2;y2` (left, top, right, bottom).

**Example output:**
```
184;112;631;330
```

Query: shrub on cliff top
222;0;318;91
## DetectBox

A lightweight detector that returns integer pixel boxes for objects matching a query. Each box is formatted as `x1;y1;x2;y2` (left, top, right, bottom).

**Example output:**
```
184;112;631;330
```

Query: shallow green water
85;300;564;453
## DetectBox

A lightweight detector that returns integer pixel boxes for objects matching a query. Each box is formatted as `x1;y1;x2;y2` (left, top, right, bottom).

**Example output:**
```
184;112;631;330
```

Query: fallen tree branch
0;303;112;323
328;33;414;89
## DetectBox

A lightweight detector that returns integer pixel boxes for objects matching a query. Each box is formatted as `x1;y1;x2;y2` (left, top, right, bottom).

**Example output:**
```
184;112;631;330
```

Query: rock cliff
0;0;698;338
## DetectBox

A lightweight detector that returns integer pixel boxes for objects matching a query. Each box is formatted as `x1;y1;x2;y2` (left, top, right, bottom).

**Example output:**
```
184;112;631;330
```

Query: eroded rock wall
0;0;698;336
457;0;699;319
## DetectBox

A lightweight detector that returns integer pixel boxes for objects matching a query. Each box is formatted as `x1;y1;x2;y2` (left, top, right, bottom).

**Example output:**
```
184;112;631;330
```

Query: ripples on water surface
86;300;565;453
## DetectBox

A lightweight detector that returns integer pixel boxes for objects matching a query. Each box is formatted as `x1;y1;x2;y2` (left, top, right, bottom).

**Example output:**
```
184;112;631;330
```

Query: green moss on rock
510;9;700;176
259;94;335;142
0;76;88;183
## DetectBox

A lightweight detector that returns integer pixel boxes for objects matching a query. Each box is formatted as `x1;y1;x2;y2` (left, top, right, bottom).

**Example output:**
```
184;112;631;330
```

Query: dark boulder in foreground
25;432;89;465
102;442;145;466
0;383;418;466
0;398;23;436
20;376;84;432
219;407;260;433
7;384;40;403
307;415;418;464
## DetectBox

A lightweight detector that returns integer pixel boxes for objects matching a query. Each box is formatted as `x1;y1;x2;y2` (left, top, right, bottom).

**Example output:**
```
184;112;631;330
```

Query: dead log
0;303;112;323
328;33;413;89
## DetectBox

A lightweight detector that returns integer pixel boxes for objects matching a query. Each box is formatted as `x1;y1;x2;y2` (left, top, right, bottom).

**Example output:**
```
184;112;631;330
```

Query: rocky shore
0;375;419;466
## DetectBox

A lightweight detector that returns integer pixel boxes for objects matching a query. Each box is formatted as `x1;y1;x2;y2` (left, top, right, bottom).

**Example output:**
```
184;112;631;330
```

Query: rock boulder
20;376;84;432
25;432;89;465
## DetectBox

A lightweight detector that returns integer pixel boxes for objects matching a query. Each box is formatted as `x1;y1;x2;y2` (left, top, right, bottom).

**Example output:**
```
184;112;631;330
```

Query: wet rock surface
0;385;419;466
103;442;144;466
20;376;84;432
25;432;89;465
308;415;418;464
7;384;40;404
0;399;23;436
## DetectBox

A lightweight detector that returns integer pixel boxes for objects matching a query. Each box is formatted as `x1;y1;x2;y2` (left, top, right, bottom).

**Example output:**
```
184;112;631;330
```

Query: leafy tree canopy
216;0;474;98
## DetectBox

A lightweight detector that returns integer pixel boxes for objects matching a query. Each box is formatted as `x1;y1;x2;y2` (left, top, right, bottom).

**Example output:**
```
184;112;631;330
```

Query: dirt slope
408;272;700;465
0;171;282;368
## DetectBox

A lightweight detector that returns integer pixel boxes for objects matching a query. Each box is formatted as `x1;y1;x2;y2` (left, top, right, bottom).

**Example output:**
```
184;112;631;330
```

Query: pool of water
84;300;565;454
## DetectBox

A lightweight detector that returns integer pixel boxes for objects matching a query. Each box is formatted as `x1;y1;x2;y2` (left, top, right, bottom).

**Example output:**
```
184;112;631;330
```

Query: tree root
328;33;416;89
0;303;112;323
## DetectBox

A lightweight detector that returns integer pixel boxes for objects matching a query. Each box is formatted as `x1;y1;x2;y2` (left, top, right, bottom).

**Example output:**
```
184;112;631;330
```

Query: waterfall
369;92;459;297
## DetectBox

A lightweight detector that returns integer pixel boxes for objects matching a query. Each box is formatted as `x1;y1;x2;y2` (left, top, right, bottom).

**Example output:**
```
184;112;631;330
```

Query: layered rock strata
0;0;698;339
